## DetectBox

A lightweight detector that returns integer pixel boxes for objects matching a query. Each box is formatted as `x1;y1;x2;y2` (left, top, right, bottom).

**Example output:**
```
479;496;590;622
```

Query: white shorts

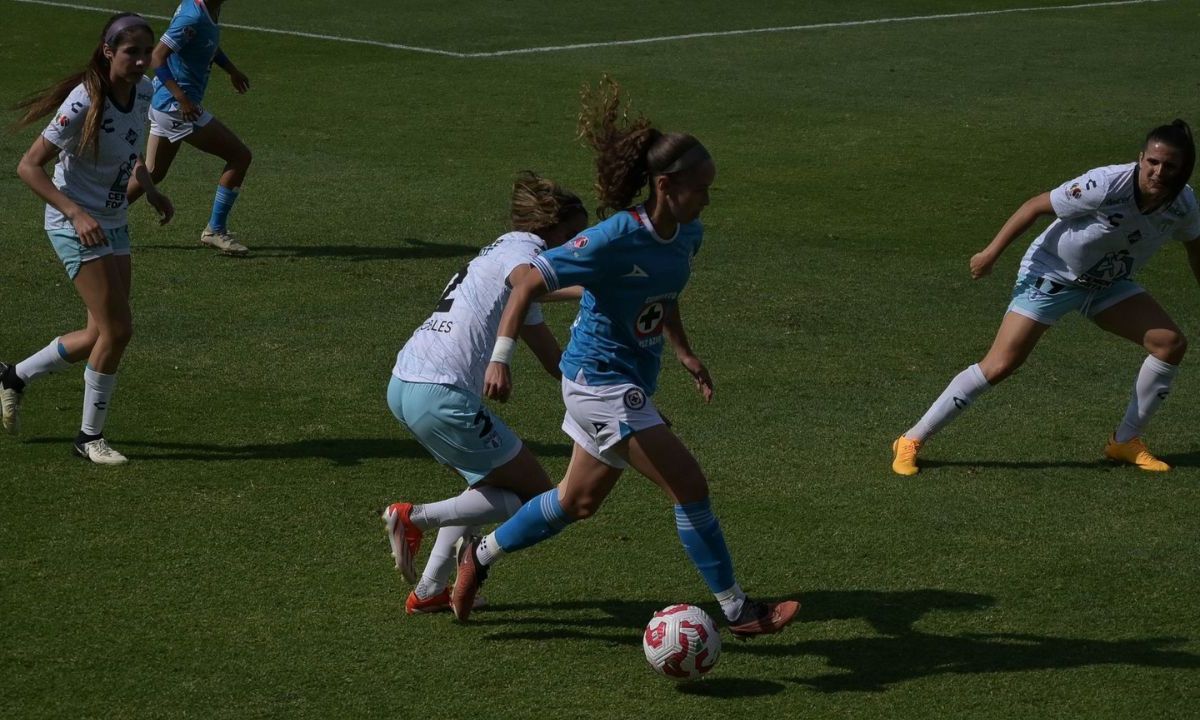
560;374;664;468
148;106;214;142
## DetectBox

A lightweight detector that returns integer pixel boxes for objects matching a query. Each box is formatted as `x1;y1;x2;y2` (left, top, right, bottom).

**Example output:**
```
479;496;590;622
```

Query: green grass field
3;0;1199;717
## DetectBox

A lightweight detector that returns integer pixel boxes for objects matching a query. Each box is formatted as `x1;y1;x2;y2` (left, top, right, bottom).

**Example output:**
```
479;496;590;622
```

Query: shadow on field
137;238;480;261
919;458;1107;471
1159;450;1200;468
474;589;1200;695
26;437;572;466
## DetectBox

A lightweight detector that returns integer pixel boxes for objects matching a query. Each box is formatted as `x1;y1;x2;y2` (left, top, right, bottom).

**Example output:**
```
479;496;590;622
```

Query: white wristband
490;336;517;365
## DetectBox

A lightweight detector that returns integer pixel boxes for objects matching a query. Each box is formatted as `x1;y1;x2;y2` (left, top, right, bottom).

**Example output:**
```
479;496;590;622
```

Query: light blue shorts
387;376;521;485
47;226;131;280
1007;274;1144;326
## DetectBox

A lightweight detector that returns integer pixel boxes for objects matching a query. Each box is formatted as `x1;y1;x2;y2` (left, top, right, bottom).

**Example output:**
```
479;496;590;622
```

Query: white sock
410;486;523;530
16;337;72;383
906;364;991;442
415;525;472;599
1114;355;1179;443
81;366;117;436
476;532;505;566
715;583;747;622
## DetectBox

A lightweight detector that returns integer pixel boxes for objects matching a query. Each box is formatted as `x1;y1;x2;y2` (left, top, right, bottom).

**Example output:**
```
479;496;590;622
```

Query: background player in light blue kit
2;13;173;464
451;78;801;637
126;0;253;256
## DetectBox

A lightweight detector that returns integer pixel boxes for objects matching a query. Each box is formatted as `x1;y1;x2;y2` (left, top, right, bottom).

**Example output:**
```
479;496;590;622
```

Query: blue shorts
47;226;131;280
387;376;521;485
1007;274;1144;326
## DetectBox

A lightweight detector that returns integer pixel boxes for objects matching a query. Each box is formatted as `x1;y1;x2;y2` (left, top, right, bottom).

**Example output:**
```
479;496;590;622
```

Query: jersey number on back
435;266;469;313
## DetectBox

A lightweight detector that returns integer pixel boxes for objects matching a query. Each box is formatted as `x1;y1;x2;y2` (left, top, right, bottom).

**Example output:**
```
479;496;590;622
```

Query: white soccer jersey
41;79;154;231
1020;162;1200;288
393;231;549;395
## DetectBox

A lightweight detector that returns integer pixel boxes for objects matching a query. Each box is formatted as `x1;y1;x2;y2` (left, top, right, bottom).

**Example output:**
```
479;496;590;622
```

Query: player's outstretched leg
627;425;800;638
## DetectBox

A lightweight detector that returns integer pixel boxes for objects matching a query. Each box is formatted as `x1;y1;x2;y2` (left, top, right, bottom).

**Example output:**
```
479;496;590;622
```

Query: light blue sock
675;499;736;594
493;489;576;554
208;185;239;232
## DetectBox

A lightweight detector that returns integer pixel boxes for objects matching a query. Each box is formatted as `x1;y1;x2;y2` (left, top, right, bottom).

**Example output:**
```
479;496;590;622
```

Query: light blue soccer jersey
532;205;703;396
151;0;221;110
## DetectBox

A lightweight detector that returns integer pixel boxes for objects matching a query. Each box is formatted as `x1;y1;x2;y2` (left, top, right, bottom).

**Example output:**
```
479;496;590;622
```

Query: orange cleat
382;502;424;583
1104;435;1170;472
891;435;922;476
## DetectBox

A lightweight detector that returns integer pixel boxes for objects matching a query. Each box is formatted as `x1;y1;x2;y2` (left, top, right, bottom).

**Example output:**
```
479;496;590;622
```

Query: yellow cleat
891;435;922;476
1104;435;1171;472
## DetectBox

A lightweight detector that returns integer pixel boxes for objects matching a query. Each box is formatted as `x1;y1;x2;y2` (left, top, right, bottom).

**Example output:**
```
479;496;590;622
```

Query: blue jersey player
126;0;253;256
450;78;800;638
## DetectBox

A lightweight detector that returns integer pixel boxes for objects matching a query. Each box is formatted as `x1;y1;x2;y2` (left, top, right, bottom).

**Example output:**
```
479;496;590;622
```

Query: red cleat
382;502;423;583
450;536;489;622
728;599;801;638
405;587;487;615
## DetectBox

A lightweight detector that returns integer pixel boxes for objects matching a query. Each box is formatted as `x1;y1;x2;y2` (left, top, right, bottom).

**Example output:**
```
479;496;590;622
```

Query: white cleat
0;363;23;435
200;226;249;256
74;437;128;465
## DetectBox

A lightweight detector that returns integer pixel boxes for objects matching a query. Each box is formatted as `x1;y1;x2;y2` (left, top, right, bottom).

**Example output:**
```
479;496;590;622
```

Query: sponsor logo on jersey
125;128;138;146
572;236;589;249
57;114;70;127
623;264;649;278
623;388;646;410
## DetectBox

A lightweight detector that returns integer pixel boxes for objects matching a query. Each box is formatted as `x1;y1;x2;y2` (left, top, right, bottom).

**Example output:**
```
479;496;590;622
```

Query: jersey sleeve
160;12;197;52
523;302;545;326
530;233;618;291
1049;168;1110;219
41;85;89;151
1175;190;1200;242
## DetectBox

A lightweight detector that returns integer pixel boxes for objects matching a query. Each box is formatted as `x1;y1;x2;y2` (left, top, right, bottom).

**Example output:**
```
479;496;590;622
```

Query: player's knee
103;318;134;348
1148;330;1186;364
979;355;1021;384
560;494;602;520
234;144;252;172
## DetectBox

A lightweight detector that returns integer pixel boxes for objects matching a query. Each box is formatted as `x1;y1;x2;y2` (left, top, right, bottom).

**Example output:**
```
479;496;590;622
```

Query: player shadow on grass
472;589;1200;695
25;437;572;466
136;238;480;261
917;458;1108;471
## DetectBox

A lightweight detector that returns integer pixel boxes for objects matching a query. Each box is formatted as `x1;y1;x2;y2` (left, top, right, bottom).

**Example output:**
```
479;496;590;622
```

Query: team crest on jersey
57;114;69;127
635;301;666;338
623;388;646;410
572;236;589;249
1067;183;1083;199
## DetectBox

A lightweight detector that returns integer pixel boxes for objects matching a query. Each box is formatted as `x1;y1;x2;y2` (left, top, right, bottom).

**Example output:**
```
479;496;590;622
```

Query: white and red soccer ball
642;604;721;680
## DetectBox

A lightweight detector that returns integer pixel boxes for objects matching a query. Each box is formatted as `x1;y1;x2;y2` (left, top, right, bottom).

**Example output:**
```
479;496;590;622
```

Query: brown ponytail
577;76;710;218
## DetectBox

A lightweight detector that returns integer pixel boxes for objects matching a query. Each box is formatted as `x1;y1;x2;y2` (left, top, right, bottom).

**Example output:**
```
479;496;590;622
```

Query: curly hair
577;76;707;218
12;13;152;160
510;171;584;233
1144;119;1196;201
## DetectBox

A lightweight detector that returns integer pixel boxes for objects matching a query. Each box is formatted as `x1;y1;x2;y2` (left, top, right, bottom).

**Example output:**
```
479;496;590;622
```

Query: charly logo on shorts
623;388;646;410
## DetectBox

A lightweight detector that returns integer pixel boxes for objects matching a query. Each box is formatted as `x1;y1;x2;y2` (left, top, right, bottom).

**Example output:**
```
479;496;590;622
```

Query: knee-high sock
415;525;473;600
675;499;737;593
208;185;239;232
1114;355;1180;443
485;489;575;562
16;337;72;384
906;364;991;442
81;366;117;436
410;486;522;530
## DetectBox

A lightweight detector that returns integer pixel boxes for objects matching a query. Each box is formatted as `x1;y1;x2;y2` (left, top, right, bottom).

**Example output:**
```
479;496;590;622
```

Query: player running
892;120;1200;475
450;78;801;638
125;0;253;256
382;173;587;615
2;13;174;463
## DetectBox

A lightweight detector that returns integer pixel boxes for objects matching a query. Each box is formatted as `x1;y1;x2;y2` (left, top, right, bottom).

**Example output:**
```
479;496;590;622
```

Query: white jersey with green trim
1020;162;1200;288
393;231;547;395
41;79;154;231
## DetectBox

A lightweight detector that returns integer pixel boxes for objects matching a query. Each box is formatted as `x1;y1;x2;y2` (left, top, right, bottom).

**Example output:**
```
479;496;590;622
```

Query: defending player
451;78;801;638
2;13;174;463
382;173;587;614
892;120;1200;475
125;0;253;256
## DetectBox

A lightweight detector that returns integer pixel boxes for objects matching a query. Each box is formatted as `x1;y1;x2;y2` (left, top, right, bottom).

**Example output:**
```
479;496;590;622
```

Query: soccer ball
642;604;721;680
